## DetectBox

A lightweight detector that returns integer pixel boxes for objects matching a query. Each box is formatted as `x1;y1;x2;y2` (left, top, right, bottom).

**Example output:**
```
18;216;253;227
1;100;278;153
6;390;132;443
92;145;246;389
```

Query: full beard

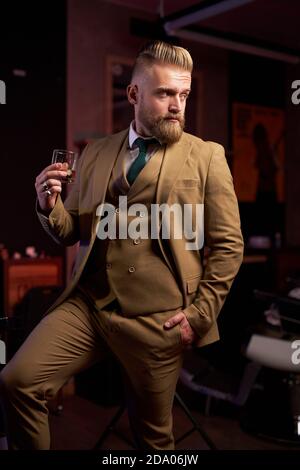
138;108;185;145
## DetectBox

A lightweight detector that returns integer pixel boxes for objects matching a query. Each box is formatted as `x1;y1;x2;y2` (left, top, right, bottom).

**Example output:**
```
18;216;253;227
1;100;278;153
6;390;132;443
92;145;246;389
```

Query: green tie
127;137;157;185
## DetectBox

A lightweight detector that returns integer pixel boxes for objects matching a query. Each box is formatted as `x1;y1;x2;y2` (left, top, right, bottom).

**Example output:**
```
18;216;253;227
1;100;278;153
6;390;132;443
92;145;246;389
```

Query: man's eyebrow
155;87;191;94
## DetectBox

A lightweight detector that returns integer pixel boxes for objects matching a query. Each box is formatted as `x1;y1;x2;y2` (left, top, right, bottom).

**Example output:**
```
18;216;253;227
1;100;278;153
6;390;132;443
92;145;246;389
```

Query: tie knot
134;137;157;153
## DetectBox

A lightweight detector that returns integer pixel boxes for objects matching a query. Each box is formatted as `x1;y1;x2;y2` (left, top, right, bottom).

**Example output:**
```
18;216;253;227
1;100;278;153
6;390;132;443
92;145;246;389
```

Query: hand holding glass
51;149;78;183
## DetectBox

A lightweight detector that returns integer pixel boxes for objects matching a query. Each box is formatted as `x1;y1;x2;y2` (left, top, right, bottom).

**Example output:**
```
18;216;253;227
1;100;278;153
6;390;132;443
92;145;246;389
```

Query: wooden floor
49;393;300;451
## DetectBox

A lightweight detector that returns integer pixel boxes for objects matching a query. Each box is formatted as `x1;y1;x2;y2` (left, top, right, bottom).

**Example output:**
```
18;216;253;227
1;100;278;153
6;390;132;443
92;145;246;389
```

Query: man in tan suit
0;41;243;450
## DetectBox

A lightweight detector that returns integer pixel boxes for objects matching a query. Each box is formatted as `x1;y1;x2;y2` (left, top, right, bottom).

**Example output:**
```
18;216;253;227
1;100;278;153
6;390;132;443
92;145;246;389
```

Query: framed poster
232;103;285;203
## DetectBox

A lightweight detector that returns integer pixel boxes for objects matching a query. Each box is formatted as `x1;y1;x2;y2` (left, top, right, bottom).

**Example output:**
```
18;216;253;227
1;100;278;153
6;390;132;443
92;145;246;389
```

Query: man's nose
168;95;181;113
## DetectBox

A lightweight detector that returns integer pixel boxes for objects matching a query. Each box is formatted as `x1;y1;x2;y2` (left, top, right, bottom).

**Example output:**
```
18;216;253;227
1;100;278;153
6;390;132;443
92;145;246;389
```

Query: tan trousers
0;291;183;450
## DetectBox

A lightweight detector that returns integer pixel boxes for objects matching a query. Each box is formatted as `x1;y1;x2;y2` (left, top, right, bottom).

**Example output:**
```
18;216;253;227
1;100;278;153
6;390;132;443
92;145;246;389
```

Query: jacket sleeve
36;143;90;246
183;143;244;337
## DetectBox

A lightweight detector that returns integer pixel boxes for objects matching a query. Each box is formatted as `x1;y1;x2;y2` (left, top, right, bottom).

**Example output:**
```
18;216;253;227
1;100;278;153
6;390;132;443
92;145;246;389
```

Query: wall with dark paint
0;1;66;257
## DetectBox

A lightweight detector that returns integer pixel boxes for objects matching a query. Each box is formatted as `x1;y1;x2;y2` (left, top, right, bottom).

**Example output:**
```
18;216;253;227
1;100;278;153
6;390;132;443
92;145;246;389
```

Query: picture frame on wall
232;102;285;204
232;102;285;240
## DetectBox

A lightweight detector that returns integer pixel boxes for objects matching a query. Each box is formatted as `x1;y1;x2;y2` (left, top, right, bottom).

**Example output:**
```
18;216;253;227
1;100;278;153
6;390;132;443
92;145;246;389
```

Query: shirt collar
129;121;160;148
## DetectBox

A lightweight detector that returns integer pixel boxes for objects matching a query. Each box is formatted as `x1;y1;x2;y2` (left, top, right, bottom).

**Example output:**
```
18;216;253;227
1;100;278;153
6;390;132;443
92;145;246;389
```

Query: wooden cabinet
0;257;63;316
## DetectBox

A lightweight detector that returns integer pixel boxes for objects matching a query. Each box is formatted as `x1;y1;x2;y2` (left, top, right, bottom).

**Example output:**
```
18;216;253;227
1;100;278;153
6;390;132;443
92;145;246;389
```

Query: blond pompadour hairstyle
132;40;193;77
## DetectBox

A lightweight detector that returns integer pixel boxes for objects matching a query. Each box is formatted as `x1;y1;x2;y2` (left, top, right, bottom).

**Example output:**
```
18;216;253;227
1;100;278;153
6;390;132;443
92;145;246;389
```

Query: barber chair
179;347;261;417
240;290;300;444
241;334;300;444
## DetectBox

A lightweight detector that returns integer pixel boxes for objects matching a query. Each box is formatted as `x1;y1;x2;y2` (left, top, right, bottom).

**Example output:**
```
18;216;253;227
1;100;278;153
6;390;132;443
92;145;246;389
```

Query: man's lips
165;117;180;122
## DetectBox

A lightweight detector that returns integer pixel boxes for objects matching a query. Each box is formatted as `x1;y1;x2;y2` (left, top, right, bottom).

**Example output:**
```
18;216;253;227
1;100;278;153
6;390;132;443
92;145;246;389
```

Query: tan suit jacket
38;129;244;347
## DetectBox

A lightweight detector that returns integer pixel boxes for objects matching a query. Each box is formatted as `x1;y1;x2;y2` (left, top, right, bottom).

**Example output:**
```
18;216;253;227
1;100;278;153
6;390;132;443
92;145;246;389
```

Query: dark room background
0;1;66;257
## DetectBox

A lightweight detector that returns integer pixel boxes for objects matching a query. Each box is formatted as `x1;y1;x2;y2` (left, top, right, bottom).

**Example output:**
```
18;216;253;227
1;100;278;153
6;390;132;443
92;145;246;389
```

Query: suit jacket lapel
90;129;129;239
156;132;193;205
155;132;193;274
92;129;129;221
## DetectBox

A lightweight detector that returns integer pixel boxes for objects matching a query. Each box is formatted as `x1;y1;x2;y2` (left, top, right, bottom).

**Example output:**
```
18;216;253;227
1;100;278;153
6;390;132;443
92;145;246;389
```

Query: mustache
163;114;183;121
162;114;184;122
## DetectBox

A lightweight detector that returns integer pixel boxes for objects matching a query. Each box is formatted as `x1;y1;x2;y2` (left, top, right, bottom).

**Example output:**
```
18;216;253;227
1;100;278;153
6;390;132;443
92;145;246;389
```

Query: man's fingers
164;312;198;347
164;311;185;328
47;185;62;195
35;163;68;185
37;169;68;182
35;163;68;213
38;162;62;178
41;178;63;188
35;172;68;190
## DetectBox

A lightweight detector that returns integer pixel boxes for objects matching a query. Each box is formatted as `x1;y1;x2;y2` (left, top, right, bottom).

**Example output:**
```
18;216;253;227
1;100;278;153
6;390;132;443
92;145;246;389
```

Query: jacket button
106;263;112;269
128;266;136;273
133;238;141;245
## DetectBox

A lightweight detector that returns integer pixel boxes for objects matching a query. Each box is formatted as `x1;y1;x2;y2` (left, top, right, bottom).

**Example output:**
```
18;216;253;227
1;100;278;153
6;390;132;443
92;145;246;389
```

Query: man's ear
127;84;138;105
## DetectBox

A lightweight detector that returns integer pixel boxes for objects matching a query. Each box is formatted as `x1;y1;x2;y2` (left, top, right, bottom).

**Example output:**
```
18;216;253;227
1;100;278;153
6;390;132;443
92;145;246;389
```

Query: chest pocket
174;179;201;189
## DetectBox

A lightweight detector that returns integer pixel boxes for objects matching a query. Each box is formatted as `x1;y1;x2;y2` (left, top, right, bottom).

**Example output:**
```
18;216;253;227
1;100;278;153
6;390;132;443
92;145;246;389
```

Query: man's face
128;63;191;144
